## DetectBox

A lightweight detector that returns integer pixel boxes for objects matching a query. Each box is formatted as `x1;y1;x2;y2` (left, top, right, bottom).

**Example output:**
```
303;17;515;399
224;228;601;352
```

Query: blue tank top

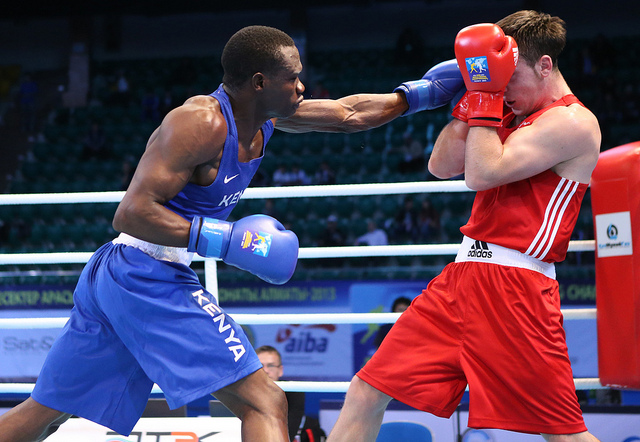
164;84;274;221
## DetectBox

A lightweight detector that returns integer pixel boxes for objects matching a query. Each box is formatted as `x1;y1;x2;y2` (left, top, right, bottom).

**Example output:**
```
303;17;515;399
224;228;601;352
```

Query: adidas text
468;249;492;258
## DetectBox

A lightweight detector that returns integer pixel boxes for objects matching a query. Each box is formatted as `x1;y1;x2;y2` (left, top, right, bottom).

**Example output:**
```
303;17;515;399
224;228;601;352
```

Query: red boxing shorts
358;257;587;435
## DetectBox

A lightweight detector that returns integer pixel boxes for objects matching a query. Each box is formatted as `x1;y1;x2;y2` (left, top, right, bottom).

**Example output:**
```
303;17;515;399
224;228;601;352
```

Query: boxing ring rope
1;378;606;396
0;180;472;206
0;181;603;394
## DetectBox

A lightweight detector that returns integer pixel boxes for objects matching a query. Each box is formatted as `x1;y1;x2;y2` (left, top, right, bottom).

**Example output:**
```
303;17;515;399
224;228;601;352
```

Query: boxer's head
497;10;566;69
222;25;297;91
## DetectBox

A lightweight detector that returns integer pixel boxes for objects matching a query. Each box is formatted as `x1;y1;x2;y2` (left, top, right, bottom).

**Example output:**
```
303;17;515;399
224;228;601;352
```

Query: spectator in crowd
579;46;594;77
398;132;425;174
393;196;419;243
318;214;346;267
272;164;293;186
111;69;131;106
373;296;412;349
318;214;345;247
90;72;109;105
141;89;161;123
288;164;310;186
256;346;326;442
81;122;110;161
314;161;336;185
417;198;441;242
355;219;388;246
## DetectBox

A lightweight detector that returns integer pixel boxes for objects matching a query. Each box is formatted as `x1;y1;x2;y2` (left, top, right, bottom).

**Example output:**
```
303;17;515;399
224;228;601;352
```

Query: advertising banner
0;280;598;382
223;281;353;381
0;285;75;310
45;416;241;442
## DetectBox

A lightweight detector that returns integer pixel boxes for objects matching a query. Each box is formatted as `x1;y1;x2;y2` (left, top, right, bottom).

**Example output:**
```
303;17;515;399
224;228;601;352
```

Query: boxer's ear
252;72;265;91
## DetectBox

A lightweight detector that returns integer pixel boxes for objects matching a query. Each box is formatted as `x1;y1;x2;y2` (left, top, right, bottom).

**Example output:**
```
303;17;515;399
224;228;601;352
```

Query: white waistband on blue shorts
455;236;556;279
112;232;194;266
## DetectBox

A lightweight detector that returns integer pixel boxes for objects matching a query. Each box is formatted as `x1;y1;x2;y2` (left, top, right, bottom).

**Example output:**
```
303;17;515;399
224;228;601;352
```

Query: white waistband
455;236;556;279
112;233;194;266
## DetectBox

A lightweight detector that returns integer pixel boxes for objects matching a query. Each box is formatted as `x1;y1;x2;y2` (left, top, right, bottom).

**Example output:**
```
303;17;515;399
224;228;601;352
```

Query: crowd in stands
0;31;636;283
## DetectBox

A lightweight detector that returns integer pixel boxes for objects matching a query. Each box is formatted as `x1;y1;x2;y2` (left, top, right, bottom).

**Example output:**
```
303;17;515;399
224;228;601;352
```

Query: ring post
590;141;640;389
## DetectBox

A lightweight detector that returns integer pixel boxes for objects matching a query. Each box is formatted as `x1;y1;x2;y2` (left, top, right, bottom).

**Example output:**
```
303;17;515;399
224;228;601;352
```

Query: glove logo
464;56;491;83
241;230;272;257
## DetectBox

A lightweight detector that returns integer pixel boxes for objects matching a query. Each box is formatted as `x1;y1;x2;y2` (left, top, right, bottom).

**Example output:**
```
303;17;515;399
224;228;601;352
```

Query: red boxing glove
451;91;469;123
454;23;518;127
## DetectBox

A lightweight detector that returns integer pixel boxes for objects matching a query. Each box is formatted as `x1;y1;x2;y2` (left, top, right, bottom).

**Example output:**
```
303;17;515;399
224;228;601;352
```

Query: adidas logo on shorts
467;240;493;259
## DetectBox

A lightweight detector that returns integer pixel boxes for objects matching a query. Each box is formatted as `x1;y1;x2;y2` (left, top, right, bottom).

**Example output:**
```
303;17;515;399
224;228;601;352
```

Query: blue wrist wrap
187;216;202;253
394;80;431;115
188;216;231;258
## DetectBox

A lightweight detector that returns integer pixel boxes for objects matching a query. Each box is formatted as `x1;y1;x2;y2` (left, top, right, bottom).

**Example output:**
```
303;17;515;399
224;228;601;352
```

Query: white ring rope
0;309;597;330
281;378;609;392
0;182;604;394
0;241;596;265
1;378;607;395
0;181;471;206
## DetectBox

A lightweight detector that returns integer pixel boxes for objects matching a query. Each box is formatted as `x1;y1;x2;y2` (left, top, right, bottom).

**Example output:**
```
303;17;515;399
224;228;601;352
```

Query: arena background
1;0;640;439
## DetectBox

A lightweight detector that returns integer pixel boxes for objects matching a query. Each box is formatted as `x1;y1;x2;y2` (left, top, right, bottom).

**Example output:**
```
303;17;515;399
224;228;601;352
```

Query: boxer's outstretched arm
276;59;466;134
275;92;407;134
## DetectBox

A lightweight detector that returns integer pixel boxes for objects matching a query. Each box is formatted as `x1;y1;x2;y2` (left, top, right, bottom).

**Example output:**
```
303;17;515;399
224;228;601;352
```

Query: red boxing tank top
460;95;589;263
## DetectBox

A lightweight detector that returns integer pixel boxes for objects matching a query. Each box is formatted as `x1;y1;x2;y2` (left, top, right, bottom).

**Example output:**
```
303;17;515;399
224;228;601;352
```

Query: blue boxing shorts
31;239;262;436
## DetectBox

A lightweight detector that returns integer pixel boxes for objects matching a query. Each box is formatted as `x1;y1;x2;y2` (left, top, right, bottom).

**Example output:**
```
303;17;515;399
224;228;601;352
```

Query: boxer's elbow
428;158;464;180
112;205;128;233
112;199;141;233
464;169;499;191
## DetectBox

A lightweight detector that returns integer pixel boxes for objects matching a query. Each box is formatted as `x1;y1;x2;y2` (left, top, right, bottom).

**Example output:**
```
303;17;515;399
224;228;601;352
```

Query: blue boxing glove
394;59;466;116
188;214;299;285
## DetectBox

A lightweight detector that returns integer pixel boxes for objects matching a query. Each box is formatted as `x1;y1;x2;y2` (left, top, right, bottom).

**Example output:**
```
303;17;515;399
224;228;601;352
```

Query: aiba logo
240;230;272;257
465;56;490;83
276;324;336;353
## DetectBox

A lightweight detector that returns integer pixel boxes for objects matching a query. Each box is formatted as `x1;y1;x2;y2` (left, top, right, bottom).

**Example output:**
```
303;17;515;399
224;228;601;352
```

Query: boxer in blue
0;25;465;442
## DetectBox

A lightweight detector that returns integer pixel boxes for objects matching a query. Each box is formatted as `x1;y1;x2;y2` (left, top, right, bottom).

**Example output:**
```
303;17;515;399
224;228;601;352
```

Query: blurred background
1;0;639;428
2;0;638;284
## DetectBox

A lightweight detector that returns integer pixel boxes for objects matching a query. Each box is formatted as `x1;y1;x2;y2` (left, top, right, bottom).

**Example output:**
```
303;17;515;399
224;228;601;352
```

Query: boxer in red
328;11;601;442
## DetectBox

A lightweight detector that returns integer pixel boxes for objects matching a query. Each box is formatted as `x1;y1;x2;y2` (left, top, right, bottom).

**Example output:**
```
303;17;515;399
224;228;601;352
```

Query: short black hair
392;296;412;312
221;25;296;90
497;10;566;69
